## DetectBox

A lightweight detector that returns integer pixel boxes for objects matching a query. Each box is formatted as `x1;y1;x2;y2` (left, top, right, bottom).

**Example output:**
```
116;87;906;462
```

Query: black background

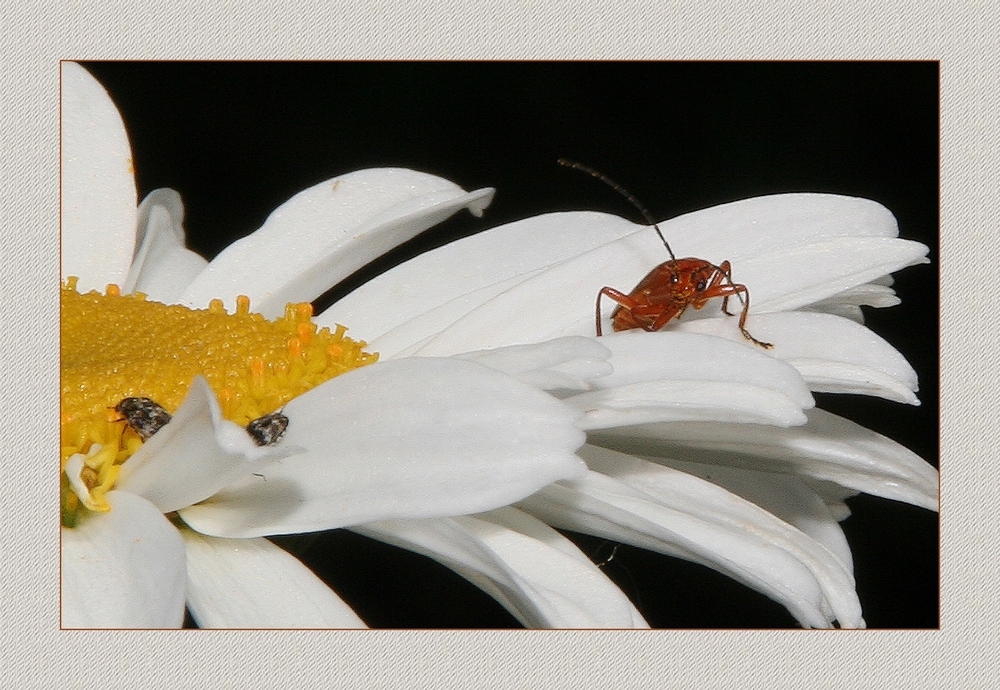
80;61;939;629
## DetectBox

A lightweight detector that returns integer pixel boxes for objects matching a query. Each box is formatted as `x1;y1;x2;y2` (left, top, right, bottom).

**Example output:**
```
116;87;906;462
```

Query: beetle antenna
558;158;676;262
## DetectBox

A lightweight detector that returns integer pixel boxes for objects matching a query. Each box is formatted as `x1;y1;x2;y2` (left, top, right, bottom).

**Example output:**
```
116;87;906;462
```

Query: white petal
739;237;929;314
322;194;923;355
319;211;639;343
61;491;186;628
348;226;770;355
581;446;863;626
117;377;298;513
569;381;809;430
123;189;208;302
454;336;612;391
803;481;860;521
375;241;635;353
177;168;494;317
799;277;904;323
577;196;918;319
369;274;537;358
181;530;366;628
520;450;864;628
807;281;902;313
354;507;647;628
591;330;813;403
61;62;138;290
589;408;938;511
179;358;586;537
564;331;812;429
653;458;854;571
673;311;920;404
651;192;903;250
325;194;902;342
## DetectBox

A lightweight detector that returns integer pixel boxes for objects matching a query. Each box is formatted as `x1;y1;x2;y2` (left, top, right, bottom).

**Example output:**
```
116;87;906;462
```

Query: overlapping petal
123;189;208;302
565;330;813;429
589;408;938;511
61;490;186;628
115;377;299;514
672;311;920;404
354;506;647;628
642;457;855;571
519;446;864;628
800;276;899;323
60;61;138;290
318;211;639;346
177;168;494;317
178;358;586;538
454;336;612;391
320;197;927;356
181;530;367;628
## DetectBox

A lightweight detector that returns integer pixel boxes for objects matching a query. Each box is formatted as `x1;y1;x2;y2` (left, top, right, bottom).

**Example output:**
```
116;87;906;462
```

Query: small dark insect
245;411;289;447
115;397;172;440
558;159;772;348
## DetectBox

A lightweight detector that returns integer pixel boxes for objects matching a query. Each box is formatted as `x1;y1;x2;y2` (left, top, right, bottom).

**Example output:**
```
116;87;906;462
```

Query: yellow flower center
60;277;377;526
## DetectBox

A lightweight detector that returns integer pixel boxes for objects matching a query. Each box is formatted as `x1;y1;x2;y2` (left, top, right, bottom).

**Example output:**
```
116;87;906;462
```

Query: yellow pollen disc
60;277;378;526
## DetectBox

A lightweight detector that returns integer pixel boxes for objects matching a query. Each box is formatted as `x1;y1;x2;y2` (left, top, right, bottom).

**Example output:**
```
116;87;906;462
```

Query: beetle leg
646;303;683;331
618;300;680;332
596;286;635;336
714;261;746;316
732;285;772;348
700;280;772;349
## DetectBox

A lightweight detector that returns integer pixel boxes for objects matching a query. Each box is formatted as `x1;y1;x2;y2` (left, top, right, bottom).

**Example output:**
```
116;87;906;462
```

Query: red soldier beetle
558;159;773;349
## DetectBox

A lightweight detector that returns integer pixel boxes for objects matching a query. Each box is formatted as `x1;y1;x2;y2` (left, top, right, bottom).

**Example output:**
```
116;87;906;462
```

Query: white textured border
4;1;984;687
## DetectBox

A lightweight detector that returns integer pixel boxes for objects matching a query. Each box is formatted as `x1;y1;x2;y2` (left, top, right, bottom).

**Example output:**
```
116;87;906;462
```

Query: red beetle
559;159;772;349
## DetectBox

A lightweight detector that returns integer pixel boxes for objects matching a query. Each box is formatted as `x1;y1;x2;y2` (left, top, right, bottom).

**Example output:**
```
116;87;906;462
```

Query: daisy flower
61;62;639;629
71;61;937;629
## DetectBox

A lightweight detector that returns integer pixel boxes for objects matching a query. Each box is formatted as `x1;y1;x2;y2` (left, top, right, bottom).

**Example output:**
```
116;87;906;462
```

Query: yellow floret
60;277;377;525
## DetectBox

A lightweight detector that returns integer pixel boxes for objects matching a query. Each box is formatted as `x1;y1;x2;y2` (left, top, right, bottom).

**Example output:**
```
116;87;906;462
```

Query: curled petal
117;377;299;514
178;168;494;317
520;448;864;628
454;336;613;391
179;358;586;537
181;531;367;628
590;408;938;511
61;491;186;628
123;189;208;302
354;507;647;628
674;311;920;404
61;61;137;290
